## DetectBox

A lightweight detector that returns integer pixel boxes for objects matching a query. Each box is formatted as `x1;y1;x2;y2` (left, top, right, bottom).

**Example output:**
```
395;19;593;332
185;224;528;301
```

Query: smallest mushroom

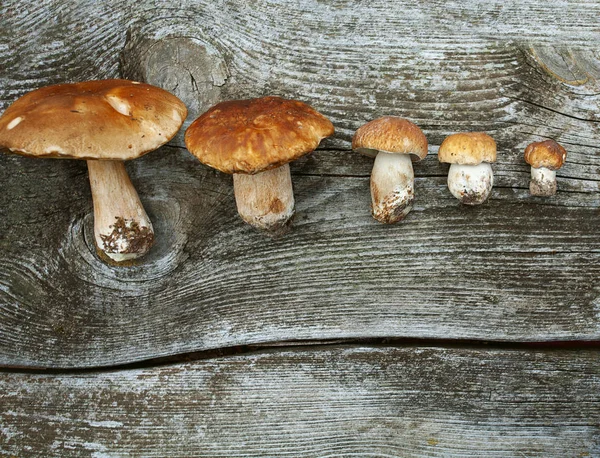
438;132;497;205
524;140;567;196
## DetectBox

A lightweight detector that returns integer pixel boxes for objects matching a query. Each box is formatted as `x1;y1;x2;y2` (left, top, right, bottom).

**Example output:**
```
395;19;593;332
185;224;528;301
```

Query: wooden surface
2;147;600;368
1;1;600;456
1;346;599;457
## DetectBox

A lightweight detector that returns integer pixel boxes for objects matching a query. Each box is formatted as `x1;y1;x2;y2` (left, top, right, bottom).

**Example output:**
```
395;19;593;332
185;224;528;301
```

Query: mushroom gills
87;160;154;263
530;166;557;196
233;164;295;232
370;152;414;223
447;162;494;205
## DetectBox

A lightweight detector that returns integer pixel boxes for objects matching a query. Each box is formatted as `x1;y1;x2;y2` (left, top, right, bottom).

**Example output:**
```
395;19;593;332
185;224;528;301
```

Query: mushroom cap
352;116;428;161
184;96;334;174
438;132;497;165
0;79;187;160
524;139;566;170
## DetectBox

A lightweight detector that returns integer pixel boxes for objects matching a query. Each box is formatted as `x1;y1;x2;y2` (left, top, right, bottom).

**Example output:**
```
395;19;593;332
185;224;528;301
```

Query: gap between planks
1;337;599;374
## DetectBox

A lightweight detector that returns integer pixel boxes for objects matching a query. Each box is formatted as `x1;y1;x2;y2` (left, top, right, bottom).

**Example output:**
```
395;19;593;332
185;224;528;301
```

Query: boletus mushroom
0;79;187;263
524;139;567;196
184;96;334;232
352;117;428;223
438;132;497;205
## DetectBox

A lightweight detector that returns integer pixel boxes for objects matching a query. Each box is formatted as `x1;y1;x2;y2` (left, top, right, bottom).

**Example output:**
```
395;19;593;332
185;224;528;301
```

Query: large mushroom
438;132;497;205
352;117;428;223
0;79;187;263
524;139;567;196
184;96;334;232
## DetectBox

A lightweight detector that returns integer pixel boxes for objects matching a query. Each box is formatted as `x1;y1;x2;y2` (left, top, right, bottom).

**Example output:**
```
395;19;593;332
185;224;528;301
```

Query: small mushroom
184;96;334;232
438;132;497;205
0;79;187;263
524;140;567;196
352;117;428;223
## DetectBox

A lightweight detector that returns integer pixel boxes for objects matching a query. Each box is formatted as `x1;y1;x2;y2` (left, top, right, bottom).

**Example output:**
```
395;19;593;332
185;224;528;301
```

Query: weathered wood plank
1;346;598;457
2;1;600;368
1;2;600;145
2;145;600;368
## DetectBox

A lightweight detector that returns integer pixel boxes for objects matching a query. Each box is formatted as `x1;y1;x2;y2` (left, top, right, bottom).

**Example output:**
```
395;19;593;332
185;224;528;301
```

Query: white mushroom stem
447;163;494;205
530;166;557;196
87;160;154;263
370;152;414;224
233;163;295;232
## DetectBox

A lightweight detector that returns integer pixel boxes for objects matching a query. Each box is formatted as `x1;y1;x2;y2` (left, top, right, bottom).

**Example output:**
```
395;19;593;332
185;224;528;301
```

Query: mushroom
352;117;428;223
524;139;567;196
184;96;334;232
0;79;187;263
438;132;497;205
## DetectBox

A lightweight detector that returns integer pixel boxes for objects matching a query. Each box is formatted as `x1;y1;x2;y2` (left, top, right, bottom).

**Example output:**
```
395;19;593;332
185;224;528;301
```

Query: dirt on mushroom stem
97;217;154;265
372;187;414;223
530;179;557;196
459;190;488;205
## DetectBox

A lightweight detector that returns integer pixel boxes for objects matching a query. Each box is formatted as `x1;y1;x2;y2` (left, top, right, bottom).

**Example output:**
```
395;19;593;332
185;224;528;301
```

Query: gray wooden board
0;346;599;457
2;143;600;368
1;2;600;368
2;1;600;146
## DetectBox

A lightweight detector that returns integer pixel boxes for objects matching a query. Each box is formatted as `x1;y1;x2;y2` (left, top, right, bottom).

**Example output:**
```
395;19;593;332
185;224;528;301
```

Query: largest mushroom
0;79;187;263
185;96;334;232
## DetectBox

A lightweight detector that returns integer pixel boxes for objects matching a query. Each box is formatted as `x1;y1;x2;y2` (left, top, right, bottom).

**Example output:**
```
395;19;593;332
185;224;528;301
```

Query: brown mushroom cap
524;139;567;170
352;117;428;161
0;79;187;160
184;96;334;174
438;132;497;165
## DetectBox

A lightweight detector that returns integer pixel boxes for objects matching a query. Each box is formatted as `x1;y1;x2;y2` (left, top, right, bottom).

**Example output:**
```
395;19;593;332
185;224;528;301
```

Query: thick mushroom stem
87;160;154;263
530;166;557;196
447;163;494;205
233;163;295;232
370;152;414;223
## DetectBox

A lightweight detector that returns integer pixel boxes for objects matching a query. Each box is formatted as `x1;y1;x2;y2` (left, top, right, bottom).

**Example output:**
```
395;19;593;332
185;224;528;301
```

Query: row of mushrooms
0;80;567;264
354;118;567;223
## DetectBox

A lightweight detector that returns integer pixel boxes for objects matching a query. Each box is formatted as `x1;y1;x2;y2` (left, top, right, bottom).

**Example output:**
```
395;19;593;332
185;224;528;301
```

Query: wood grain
1;1;600;368
1;146;600;368
1;346;598;457
2;1;600;146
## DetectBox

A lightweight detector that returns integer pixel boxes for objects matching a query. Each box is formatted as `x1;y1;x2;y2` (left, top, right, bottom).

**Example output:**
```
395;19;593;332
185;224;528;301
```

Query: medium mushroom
524;139;567;196
438;132;497;205
0;79;187;263
352;117;428;223
184;96;334;232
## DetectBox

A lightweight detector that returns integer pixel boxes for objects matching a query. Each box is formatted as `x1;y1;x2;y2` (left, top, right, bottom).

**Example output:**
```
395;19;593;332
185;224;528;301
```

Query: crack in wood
1;338;599;374
509;96;600;124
